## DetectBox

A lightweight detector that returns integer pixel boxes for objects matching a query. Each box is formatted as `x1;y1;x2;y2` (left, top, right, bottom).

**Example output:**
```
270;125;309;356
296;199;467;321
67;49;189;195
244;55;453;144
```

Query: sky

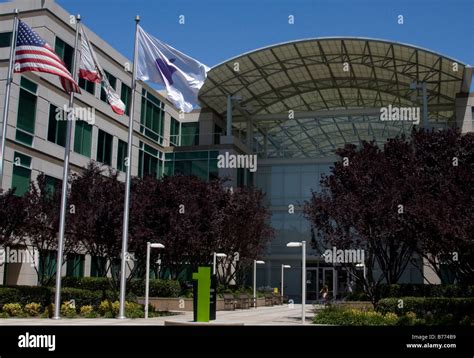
51;0;473;69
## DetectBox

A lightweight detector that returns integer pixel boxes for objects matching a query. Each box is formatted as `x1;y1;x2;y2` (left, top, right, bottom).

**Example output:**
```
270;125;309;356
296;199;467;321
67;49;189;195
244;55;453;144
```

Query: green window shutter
74;121;92;157
66;254;84;277
181;123;199;146
54;37;73;71
39;250;57;280
79;77;95;94
90;256;107;277
120;84;131;116
140;90;164;144
97;129;113;165
47;104;67;147
16;89;36;133
100;72;117;102
117;139;127;172
0;32;12;48
11;152;31;196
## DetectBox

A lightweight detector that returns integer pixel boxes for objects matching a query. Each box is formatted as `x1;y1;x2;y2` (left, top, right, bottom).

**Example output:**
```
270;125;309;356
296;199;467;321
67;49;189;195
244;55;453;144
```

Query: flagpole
53;14;81;320
0;8;19;189
118;15;140;319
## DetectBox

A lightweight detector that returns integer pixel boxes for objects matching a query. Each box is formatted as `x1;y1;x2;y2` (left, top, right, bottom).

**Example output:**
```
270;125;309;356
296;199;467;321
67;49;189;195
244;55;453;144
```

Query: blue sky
52;0;473;68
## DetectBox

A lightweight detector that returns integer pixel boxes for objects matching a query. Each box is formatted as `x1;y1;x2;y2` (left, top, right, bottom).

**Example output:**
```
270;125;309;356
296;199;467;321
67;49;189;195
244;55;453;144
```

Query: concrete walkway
0;304;316;326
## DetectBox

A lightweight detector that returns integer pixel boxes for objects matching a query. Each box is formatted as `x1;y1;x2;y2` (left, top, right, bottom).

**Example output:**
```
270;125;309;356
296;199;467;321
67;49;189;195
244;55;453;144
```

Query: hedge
314;306;398;326
0;286;51;308
378;284;474;298
346;284;474;301
128;278;181;298
51;288;102;309
61;277;181;297
377;297;474;323
0;288;20;309
61;277;110;291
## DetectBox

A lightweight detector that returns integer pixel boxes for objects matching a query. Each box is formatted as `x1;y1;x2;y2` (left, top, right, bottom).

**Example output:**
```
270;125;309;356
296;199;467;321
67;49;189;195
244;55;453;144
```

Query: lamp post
212;252;227;276
356;262;366;281
145;242;165;319
287;241;306;324
253;260;265;308
281;264;291;298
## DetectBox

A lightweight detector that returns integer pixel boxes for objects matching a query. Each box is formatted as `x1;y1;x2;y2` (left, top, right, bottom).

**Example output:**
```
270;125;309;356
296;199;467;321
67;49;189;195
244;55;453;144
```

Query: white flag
136;26;209;113
79;25;125;115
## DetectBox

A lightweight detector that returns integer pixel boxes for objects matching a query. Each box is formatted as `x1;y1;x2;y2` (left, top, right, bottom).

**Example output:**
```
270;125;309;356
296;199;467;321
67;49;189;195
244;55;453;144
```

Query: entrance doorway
306;266;341;302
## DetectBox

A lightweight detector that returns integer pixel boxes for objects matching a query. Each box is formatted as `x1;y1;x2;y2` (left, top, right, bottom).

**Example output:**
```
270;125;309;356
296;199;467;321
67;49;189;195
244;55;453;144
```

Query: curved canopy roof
199;37;472;158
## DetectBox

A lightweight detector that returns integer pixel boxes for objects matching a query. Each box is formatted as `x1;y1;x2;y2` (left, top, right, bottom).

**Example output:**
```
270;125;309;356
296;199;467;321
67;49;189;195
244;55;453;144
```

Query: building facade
0;0;473;302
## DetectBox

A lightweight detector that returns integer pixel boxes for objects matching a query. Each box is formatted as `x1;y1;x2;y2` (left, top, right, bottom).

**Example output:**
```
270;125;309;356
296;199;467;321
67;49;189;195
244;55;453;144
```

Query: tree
68;162;124;286
214;186;274;287
304;137;421;305
409;129;474;284
0;188;26;247
22;174;78;286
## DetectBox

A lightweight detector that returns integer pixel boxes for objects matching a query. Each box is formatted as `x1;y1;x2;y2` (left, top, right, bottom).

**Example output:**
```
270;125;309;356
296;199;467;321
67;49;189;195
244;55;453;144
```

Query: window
90;256;107;277
165;151;218;182
44;175;61;195
100;71;117;102
96;129;113;165
11;152;31;196
116;139;128;172
181;122;199;146
66;254;84;277
79;77;95;95
138;142;162;179
16;77;38;146
214;124;223;145
54;37;73;71
47;104;67;147
0;32;12;47
39;250;57;282
120;84;131;116
140;89;164;144
170;117;180;146
74;120;92;157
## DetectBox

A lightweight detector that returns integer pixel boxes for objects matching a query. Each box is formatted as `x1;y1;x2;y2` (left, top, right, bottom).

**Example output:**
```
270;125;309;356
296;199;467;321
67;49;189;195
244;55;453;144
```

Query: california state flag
79;24;125;115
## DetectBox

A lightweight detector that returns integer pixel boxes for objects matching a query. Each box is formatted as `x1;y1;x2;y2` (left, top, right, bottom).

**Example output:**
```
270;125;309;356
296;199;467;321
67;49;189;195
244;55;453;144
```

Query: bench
237;293;250;309
223;293;236;310
264;293;273;306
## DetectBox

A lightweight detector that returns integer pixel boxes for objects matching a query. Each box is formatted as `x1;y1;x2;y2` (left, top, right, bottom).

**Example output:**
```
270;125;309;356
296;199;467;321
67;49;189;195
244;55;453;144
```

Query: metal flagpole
53;14;81;320
0;8;19;189
118;15;140;319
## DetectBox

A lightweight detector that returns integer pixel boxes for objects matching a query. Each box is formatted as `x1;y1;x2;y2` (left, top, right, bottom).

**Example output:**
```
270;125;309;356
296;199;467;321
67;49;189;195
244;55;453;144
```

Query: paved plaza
0;304;317;326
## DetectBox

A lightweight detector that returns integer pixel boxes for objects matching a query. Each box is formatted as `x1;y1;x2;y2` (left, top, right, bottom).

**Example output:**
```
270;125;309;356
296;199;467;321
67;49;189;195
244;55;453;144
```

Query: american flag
14;20;80;94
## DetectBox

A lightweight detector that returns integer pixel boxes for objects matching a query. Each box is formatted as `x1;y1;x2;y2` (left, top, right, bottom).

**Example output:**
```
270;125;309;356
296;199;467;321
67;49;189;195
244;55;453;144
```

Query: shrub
2;303;23;317
24;302;42;317
54;288;102;308
61;302;76;318
313;306;397;326
0;288;20;309
79;305;96;318
377;297;474;325
98;300;143;317
63;277;110;291
14;286;51;307
129;279;180;298
0;312;9;318
378;284;474;298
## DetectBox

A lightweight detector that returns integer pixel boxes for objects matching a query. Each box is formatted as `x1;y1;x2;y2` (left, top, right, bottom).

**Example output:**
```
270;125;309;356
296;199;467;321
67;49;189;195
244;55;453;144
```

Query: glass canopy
199;38;472;158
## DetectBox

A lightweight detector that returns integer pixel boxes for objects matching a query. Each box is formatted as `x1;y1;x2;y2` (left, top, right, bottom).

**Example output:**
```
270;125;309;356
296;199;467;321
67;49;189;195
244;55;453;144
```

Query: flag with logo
136;26;209;113
14;20;80;94
79;24;125;115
